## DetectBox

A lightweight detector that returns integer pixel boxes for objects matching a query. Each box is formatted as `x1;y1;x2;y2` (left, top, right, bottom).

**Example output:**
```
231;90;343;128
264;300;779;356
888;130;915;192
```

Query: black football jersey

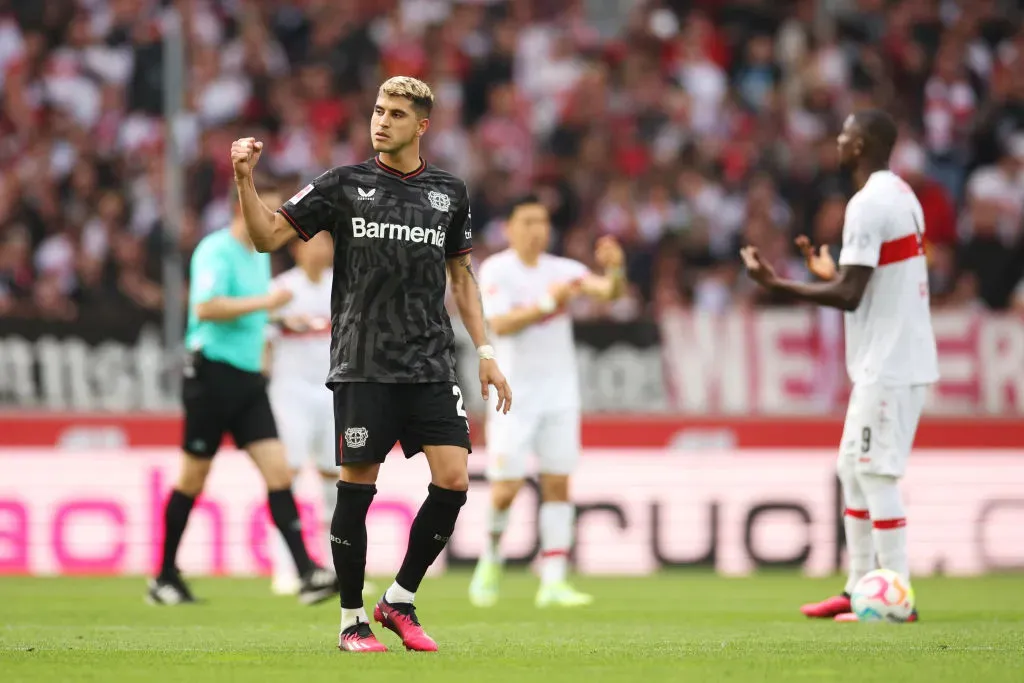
277;156;472;385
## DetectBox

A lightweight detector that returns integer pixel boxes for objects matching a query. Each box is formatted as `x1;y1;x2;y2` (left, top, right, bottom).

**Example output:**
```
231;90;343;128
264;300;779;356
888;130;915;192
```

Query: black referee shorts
181;353;278;458
333;382;473;466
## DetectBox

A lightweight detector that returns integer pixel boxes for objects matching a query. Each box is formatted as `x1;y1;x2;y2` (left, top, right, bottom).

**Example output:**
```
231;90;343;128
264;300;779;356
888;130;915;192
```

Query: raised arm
577;236;628;301
744;255;874;311
230;138;297;253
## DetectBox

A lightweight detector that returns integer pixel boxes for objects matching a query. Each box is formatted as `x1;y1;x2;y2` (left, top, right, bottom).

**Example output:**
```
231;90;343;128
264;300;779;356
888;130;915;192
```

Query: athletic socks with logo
267;489;314;576
332;481;376;609
395;484;467;593
321;476;339;567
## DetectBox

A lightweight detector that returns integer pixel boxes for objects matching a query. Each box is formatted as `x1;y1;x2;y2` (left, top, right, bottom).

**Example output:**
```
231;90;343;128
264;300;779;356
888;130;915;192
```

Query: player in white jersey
468;196;627;608
266;233;377;597
741;110;938;622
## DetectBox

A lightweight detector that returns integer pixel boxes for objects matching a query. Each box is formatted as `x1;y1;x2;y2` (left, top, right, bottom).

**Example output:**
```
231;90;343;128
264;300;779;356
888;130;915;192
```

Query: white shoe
271;575;301;596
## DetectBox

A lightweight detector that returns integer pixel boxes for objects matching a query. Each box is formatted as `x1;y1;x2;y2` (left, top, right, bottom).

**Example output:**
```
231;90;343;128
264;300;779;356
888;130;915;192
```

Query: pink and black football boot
338;621;388;652
801;593;852;618
374;596;438;652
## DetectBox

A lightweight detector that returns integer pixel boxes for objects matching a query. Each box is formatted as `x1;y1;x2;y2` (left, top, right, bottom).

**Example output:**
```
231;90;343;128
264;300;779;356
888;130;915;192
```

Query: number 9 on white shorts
838;383;929;478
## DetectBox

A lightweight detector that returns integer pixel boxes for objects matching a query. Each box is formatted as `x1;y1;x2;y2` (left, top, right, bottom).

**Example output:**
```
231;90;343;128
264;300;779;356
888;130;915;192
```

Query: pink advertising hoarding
1;448;1022;577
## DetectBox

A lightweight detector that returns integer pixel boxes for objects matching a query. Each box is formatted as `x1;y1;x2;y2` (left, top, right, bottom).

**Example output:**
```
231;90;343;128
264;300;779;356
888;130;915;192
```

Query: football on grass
851;569;916;622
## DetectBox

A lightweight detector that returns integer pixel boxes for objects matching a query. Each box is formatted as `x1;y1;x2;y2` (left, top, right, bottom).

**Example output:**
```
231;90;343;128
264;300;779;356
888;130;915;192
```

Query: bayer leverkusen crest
427;190;450;213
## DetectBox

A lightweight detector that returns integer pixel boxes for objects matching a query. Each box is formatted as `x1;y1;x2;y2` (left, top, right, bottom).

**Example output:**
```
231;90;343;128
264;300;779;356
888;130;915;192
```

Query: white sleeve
478;260;514;318
838;197;885;268
561;258;590;283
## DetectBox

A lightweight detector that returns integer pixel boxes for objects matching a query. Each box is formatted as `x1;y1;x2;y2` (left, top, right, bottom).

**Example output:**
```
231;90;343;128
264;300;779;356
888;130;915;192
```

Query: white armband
477;344;496;360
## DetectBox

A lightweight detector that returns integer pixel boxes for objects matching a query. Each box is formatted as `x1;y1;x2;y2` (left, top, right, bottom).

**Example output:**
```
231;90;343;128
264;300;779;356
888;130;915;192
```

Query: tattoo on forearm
458;254;491;340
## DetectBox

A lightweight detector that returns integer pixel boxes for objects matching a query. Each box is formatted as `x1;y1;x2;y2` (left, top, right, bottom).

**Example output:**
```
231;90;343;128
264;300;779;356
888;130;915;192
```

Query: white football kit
478;251;589;481
837;170;939;478
268;267;335;473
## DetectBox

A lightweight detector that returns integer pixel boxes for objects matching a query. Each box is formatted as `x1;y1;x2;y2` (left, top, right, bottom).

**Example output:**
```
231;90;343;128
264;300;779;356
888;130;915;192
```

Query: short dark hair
508;194;543;217
854;109;898;163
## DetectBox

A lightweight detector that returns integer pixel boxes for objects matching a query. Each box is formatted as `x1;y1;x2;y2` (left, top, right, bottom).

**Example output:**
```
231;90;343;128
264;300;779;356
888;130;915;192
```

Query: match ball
850;569;915;623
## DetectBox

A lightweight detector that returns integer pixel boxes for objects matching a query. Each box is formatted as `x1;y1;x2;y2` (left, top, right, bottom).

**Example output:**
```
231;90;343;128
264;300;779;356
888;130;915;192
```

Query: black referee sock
395;484;467;593
332;482;377;609
267;489;314;577
160;489;195;578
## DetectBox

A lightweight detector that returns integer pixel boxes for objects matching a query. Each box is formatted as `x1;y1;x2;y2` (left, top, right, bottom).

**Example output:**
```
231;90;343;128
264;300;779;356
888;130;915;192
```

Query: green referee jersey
185;228;271;373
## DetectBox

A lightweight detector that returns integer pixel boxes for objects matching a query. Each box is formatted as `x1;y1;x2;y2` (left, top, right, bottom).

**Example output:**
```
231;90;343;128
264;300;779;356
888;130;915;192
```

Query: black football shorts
332;382;473;465
181;353;278;458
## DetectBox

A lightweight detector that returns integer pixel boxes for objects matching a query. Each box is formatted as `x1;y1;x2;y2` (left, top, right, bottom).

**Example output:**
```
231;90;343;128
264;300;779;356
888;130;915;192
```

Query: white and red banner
2;310;1023;416
2;448;1022;577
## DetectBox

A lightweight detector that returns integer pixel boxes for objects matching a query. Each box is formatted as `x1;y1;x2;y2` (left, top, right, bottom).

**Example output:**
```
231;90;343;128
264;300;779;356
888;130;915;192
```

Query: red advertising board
0;412;1018;449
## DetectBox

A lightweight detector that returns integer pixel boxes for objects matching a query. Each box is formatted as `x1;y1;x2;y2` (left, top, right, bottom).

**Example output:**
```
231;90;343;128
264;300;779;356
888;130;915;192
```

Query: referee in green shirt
147;176;339;606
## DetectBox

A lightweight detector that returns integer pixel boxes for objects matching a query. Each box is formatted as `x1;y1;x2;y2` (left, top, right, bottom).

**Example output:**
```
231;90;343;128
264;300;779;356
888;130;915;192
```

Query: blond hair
378;76;435;117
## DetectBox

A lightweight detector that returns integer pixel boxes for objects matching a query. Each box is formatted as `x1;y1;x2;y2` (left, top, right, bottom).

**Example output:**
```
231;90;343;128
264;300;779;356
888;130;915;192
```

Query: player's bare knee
340;463;380;485
539;474;570;502
177;453;212;496
423;445;470;491
491;479;523;509
245;439;292;489
433;469;470;492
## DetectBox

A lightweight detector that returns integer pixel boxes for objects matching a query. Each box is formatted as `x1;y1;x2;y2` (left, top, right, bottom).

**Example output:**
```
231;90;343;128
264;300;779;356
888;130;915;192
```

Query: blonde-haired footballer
469;196;627;608
230;76;511;652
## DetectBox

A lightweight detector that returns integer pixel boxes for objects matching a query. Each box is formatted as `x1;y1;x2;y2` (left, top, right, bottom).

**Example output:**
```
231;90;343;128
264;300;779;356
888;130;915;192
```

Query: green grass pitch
2;573;1022;682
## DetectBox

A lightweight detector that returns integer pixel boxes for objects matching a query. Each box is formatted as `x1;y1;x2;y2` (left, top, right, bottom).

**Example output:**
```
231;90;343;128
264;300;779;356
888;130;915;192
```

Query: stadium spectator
2;0;1024;321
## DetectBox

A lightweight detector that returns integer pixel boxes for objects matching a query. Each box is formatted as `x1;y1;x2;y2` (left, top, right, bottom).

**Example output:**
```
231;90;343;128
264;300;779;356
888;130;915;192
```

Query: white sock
843;511;875;594
859;473;910;582
321;476;338;566
839;473;875;594
482;505;510;564
271;524;298;584
872;522;909;582
539;501;574;586
340;607;368;630
385;581;415;605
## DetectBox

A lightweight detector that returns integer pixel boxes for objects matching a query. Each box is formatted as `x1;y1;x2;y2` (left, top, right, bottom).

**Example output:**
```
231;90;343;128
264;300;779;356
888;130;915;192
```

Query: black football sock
268;489;314;576
395;484;467;594
332;482;376;609
160;490;195;578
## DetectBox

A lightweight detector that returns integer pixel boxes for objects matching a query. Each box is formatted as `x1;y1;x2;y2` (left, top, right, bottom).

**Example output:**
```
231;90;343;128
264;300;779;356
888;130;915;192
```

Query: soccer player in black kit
230;76;512;653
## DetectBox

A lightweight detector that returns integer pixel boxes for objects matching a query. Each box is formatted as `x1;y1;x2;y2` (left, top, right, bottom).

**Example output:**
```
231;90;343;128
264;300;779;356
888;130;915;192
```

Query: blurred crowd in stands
2;0;1024;324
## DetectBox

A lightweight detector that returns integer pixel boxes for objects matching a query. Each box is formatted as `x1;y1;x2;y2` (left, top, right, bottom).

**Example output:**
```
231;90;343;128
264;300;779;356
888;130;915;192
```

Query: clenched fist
231;137;263;180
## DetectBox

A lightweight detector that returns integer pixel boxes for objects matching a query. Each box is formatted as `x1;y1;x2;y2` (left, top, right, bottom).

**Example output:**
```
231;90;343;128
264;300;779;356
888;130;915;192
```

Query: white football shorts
485;407;581;481
838;383;929;478
269;377;337;473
